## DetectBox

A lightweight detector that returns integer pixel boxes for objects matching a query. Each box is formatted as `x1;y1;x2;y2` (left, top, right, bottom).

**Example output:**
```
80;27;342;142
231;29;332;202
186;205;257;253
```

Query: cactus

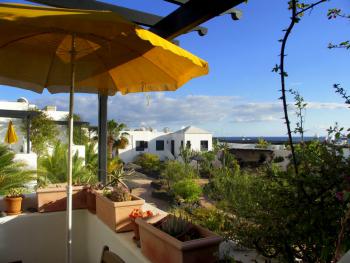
160;214;191;238
104;186;131;202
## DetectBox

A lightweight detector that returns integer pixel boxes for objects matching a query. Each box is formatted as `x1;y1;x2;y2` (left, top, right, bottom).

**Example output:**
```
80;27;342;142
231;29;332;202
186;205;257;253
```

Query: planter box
96;192;145;233
86;188;96;214
136;216;222;263
37;184;87;213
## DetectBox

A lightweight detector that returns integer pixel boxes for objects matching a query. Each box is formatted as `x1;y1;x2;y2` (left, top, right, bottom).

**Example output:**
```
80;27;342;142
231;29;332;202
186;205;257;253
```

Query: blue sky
0;0;350;136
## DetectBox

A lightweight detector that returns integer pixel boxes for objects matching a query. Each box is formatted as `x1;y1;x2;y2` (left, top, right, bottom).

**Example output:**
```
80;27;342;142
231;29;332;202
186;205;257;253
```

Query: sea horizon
215;136;327;144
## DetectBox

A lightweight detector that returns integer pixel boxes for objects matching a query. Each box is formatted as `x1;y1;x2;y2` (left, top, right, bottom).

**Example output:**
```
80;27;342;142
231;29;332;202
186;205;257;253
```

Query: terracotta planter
96;192;145;232
86;188;96;214
5;196;23;215
131;220;140;240
136;216;222;263
36;184;87;212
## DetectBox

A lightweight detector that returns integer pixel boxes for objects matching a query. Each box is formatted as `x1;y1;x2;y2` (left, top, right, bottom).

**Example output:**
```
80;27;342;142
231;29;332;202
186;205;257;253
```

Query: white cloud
33;94;349;131
307;102;349;110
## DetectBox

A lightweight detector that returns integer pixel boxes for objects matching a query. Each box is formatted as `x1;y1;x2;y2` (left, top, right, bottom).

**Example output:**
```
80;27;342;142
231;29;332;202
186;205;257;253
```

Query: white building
119;126;212;163
0;98;85;172
0;98;36;153
1;99;213;165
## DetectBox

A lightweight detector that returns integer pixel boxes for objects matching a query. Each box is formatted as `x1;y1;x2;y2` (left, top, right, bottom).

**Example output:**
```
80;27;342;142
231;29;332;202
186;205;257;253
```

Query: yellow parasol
0;4;208;263
0;3;208;95
4;120;18;144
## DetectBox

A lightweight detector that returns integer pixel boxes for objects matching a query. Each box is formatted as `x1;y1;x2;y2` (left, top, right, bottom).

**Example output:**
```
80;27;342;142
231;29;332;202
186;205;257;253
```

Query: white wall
171;132;185;157
0;210;151;263
14;153;38;191
0;101;34;153
119;131;173;163
118;130;213;163
184;133;212;153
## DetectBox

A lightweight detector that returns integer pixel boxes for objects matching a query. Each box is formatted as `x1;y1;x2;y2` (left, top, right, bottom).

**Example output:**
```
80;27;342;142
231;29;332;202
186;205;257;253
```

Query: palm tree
107;120;128;159
85;141;98;175
0;144;35;195
38;142;97;186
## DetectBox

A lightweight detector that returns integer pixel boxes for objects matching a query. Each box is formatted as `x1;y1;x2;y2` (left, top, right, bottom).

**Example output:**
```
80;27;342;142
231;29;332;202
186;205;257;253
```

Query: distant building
119;126;213;163
0;98;85;159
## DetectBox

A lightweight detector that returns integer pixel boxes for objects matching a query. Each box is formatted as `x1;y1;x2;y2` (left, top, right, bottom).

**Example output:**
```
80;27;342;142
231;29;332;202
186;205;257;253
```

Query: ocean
215;136;326;144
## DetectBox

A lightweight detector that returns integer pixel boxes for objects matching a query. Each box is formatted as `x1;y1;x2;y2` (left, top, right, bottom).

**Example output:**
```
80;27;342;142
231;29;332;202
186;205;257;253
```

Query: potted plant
36;142;97;212
129;208;154;241
0;144;34;215
136;214;222;263
37;183;88;212
4;188;25;215
85;183;105;214
96;186;145;232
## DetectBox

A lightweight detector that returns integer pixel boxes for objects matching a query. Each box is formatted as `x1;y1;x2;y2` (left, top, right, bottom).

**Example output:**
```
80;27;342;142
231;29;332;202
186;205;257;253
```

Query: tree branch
295;0;327;16
280;0;298;175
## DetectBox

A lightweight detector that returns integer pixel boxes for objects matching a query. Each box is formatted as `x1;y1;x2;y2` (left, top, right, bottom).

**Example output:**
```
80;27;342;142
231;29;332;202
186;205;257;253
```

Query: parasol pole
67;32;76;263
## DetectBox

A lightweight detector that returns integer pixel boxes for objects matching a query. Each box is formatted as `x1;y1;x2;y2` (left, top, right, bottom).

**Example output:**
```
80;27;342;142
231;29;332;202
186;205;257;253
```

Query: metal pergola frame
0;109;90;154
26;0;245;183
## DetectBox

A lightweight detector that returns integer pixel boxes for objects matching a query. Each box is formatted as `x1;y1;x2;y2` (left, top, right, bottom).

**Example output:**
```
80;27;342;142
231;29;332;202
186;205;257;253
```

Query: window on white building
156;140;164;151
186;141;191;149
200;140;208;151
136;141;148;151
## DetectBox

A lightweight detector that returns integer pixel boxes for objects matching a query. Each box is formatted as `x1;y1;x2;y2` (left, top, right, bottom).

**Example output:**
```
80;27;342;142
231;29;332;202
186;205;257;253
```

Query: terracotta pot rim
96;192;145;207
136;216;223;251
37;184;86;193
5;196;23;200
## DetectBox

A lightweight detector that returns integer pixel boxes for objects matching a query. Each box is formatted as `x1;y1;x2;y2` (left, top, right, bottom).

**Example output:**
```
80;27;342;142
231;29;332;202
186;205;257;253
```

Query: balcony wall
0;210;151;263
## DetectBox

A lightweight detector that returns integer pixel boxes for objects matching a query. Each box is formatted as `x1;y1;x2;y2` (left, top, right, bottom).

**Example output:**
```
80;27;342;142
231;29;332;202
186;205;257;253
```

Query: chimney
43;105;57;111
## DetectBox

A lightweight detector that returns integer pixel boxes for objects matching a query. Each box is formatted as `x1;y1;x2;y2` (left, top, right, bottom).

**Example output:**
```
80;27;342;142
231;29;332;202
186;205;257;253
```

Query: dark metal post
98;94;108;184
26;115;31;153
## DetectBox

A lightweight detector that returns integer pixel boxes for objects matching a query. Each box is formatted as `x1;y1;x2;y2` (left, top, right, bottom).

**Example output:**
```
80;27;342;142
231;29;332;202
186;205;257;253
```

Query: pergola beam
150;0;245;39
28;0;208;37
164;0;243;20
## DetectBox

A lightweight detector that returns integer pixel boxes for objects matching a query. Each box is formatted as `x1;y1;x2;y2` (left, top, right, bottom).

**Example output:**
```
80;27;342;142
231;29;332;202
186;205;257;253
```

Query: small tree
65;113;89;145
22;111;59;157
107;120;128;158
290;89;307;142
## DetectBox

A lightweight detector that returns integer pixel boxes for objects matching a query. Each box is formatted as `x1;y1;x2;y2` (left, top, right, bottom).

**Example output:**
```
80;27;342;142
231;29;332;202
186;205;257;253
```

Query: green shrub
173;206;227;235
272;156;284;163
206;141;350;262
161;160;197;189
199;151;216;177
85;142;98;175
0;144;35;195
151;189;173;201
172;179;202;203
38;141;97;186
255;138;270;149
150;179;167;190
134;153;161;177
